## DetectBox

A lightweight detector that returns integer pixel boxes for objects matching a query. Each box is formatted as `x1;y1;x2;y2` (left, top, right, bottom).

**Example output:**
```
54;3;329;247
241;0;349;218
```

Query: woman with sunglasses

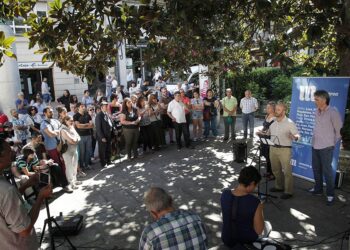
26;106;42;136
61;115;81;189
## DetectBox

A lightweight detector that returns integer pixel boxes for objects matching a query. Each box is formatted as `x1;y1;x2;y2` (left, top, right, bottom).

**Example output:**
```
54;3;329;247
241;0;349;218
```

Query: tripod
39;199;77;250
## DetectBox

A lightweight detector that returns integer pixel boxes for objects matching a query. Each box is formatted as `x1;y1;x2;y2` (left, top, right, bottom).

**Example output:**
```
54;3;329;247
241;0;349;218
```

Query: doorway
19;69;54;102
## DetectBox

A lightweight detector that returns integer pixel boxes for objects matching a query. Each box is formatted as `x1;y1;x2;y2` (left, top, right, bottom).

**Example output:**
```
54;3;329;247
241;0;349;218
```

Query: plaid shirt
139;209;208;250
240;97;258;114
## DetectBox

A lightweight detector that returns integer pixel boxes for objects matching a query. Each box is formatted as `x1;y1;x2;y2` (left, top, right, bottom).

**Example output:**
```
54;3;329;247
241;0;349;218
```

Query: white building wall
15;36;88;100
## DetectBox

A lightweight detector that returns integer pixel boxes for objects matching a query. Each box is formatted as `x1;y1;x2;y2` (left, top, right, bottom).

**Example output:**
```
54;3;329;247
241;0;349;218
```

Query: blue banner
290;77;349;182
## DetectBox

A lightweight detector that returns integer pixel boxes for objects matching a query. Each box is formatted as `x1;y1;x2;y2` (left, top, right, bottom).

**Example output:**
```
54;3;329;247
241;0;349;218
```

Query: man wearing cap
95;101;113;168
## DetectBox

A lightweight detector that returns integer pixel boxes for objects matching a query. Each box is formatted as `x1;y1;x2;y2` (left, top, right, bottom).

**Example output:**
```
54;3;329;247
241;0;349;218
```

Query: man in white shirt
167;91;193;150
240;90;259;139
269;101;299;200
41;77;51;104
111;77;118;93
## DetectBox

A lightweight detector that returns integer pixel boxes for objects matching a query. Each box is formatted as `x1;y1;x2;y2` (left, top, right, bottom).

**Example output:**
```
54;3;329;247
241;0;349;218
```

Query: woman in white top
61;115;81;189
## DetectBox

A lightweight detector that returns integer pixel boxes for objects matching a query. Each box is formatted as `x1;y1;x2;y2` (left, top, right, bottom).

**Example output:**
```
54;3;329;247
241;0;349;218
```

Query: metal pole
140;47;145;82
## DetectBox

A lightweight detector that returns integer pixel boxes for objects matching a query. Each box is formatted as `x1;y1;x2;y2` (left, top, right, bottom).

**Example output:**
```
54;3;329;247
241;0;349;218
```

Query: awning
18;61;54;70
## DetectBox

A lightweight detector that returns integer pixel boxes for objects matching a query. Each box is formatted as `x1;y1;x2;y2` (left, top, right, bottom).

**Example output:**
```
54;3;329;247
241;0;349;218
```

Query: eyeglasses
89;109;95;111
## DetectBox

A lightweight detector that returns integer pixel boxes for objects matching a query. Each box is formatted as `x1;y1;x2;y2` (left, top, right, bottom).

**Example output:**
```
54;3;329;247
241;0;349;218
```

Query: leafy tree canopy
1;0;350;80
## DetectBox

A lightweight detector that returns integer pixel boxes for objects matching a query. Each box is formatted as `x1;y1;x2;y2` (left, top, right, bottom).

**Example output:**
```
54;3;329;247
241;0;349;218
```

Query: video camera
0;122;14;140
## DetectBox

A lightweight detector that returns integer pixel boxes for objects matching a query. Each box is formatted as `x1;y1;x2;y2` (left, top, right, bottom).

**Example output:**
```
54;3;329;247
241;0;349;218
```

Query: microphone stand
256;136;279;209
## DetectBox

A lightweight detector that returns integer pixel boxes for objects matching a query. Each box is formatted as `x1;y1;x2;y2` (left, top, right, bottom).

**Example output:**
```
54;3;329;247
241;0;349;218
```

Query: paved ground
36;117;350;250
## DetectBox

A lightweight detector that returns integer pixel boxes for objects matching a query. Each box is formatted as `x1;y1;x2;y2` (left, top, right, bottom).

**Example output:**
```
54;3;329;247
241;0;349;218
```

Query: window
37;11;47;22
7;17;31;35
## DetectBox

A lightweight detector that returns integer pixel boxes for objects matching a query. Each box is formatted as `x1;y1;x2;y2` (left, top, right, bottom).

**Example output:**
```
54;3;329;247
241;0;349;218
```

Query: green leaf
3;36;16;47
4;50;17;59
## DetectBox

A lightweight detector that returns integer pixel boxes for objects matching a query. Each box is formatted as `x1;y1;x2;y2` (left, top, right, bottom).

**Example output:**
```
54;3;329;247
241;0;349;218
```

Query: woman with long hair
190;89;204;141
56;107;67;123
203;89;219;138
69;94;79;112
148;94;162;150
27;106;42;135
120;98;140;160
137;96;153;153
57;89;71;111
60;115;81;189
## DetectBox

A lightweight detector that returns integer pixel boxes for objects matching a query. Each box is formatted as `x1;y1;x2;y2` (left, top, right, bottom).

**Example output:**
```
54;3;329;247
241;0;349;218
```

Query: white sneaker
74;181;83;185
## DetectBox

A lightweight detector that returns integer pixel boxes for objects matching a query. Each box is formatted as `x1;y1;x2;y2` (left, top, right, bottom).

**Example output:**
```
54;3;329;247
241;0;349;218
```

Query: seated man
139;187;208;250
221;166;265;248
0;139;52;249
16;147;71;192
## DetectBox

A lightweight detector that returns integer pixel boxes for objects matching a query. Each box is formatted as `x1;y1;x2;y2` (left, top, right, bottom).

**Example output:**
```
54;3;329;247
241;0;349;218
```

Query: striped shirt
240;97;258;114
139;209;208;250
16;154;39;173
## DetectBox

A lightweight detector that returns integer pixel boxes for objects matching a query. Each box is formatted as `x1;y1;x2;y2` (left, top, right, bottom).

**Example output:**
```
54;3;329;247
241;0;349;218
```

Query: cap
101;101;108;106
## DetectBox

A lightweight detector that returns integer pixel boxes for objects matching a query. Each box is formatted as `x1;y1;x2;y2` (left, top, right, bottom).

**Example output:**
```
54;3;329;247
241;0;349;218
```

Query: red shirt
180;96;190;114
0;113;9;132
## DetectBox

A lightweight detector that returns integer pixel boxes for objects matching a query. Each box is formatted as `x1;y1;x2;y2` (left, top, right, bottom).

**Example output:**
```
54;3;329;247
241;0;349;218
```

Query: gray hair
144;187;173;212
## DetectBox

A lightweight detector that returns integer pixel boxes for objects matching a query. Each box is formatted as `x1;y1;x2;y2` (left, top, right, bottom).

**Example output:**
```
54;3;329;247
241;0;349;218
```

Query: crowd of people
0;78;343;249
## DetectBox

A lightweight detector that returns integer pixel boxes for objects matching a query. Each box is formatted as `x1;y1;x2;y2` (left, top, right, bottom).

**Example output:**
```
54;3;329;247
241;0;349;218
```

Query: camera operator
0;139;52;249
16;147;70;192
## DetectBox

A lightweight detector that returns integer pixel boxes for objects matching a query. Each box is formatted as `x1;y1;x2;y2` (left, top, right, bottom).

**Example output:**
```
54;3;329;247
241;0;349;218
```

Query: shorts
161;114;174;129
192;111;203;120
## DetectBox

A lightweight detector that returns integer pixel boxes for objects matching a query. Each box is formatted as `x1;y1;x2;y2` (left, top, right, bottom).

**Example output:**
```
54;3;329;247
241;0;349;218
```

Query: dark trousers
123;128;139;158
223;116;236;140
49;163;68;188
150;120;163;148
47;148;68;187
173;122;190;148
242;112;255;138
312;147;335;196
98;138;112;166
140;125;153;151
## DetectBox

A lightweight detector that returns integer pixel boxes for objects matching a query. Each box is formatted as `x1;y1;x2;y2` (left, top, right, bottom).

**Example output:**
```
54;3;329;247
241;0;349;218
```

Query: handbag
57;129;68;154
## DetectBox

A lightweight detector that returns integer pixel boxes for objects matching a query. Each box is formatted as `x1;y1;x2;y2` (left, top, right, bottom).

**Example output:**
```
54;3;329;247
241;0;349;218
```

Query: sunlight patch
290;208;310;221
205;213;222;222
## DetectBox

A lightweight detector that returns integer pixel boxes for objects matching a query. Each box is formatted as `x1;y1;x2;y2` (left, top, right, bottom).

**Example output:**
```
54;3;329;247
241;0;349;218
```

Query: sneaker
223;138;229;141
77;171;87;177
86;165;93;170
71;184;78;190
74;181;83;185
308;188;323;196
269;187;284;193
280;193;293;199
193;138;197;142
326;196;335;206
63;186;73;193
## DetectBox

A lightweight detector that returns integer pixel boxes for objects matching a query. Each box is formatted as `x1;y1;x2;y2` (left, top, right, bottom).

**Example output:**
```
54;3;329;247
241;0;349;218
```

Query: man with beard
41;107;72;193
269;101;299;200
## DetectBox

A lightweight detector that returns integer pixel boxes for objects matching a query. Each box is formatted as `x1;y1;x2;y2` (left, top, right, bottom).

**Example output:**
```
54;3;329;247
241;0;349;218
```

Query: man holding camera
0;139;52;249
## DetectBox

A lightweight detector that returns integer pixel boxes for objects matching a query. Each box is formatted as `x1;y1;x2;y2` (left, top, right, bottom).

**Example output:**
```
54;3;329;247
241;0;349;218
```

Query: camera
39;172;50;187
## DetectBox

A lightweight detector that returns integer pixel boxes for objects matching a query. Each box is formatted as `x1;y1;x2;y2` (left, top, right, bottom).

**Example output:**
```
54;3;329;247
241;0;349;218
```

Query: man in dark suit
95;101;113;168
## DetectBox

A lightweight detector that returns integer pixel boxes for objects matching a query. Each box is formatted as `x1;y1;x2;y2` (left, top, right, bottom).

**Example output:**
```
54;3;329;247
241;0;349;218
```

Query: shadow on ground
36;118;350;250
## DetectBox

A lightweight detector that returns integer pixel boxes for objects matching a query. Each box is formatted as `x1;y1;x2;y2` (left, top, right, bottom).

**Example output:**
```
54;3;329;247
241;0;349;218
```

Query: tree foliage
1;0;350;80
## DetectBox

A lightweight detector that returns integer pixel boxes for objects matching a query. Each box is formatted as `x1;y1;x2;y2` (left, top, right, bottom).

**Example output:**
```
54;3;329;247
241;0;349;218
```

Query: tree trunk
338;0;350;76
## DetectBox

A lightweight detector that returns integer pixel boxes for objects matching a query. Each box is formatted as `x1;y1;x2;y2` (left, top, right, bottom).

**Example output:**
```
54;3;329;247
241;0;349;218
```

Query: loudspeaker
52;213;83;236
233;142;247;163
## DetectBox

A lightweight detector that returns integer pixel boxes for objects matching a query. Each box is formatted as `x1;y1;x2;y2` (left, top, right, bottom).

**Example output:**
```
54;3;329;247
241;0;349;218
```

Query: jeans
204;115;218;137
78;135;92;169
242;112;255;138
173;122;190;148
312;147;335;197
42;93;51;103
223;116;236;139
